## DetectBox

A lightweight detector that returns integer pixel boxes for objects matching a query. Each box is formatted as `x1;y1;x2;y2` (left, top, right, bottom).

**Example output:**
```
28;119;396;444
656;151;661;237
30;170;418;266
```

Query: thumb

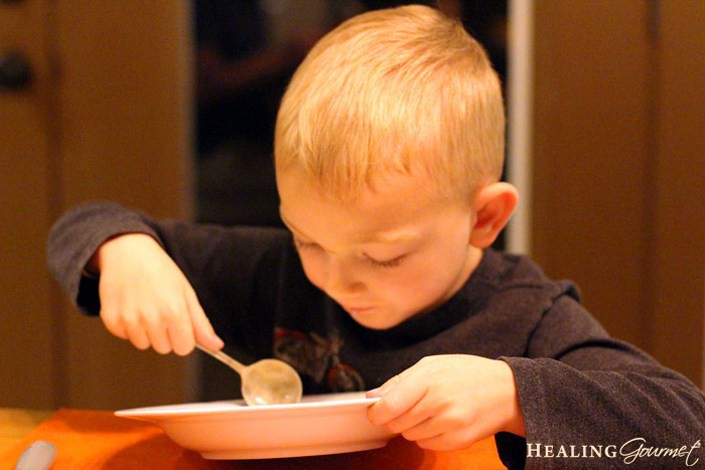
188;297;224;350
367;367;425;426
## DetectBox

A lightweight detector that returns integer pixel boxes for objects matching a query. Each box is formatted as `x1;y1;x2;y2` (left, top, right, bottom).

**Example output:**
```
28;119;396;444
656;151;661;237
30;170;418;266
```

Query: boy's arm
368;294;705;467
48;200;293;355
48;201;223;354
500;295;705;464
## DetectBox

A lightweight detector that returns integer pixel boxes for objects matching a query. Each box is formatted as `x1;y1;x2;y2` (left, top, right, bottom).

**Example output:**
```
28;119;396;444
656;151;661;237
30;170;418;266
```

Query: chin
345;308;404;331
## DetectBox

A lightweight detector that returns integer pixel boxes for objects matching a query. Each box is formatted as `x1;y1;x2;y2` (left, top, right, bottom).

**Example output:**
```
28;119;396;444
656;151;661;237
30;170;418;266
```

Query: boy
48;5;704;468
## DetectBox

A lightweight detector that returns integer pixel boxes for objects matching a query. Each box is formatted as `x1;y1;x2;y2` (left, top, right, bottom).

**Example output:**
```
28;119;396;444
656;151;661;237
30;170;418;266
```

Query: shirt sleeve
47;200;161;315
46;200;293;353
499;294;705;469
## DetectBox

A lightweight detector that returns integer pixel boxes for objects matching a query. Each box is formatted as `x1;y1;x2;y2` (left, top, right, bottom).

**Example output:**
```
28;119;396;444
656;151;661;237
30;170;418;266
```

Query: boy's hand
366;355;525;451
92;233;224;355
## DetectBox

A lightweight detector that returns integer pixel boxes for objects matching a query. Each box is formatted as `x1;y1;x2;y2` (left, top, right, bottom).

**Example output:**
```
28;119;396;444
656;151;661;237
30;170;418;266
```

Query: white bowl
115;392;396;459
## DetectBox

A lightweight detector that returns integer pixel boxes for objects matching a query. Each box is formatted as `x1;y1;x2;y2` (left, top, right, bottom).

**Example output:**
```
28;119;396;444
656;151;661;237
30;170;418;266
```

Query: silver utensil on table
15;440;56;470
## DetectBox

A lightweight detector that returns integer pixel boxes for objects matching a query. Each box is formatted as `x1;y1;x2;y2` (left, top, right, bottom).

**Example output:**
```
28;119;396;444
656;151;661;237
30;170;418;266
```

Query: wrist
498;360;526;437
89;233;158;274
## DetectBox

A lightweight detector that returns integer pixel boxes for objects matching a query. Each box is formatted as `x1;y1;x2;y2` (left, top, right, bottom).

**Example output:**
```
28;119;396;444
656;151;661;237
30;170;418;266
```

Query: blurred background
1;0;703;410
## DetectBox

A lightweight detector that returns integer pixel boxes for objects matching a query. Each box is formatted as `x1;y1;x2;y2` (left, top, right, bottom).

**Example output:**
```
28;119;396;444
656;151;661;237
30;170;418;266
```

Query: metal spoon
196;344;303;406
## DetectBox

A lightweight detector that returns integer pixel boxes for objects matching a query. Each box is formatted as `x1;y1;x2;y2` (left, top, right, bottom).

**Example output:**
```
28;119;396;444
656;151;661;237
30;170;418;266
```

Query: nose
322;257;364;297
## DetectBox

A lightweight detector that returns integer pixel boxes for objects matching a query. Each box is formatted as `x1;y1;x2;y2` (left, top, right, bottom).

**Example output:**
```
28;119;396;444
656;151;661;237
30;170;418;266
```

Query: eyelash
366;255;405;269
294;239;405;269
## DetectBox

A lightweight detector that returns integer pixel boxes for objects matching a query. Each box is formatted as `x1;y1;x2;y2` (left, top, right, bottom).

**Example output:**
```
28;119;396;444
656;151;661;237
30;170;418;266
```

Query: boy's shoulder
470;248;582;310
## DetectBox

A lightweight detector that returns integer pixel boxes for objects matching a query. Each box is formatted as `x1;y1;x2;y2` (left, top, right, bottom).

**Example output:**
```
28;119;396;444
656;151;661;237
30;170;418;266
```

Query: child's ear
469;182;519;248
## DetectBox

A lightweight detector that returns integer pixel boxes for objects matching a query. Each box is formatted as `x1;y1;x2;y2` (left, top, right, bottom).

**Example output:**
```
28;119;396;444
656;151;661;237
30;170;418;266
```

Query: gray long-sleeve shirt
47;201;705;468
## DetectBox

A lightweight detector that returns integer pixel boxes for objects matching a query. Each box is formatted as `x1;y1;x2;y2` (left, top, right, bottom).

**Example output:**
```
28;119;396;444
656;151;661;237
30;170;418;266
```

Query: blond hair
275;5;504;202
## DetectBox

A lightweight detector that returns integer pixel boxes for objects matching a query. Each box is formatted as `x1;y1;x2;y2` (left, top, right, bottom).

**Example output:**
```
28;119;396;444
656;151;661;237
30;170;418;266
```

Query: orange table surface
0;408;506;469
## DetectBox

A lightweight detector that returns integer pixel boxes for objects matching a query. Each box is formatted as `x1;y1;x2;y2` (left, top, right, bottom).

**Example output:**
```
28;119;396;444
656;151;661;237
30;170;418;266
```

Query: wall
530;0;705;386
0;1;194;409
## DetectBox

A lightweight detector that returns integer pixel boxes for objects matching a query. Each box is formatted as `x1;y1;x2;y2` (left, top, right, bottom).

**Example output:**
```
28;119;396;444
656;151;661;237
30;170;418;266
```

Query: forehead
278;167;447;245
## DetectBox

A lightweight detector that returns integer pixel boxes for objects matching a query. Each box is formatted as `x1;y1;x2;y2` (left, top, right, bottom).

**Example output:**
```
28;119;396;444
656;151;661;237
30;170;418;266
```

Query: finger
167;307;196;356
123;319;151;351
404;413;482;451
140;308;179;355
100;308;128;340
415;427;476;452
368;369;427;426
188;295;224;350
399;416;442;443
383;399;432;434
416;433;458;451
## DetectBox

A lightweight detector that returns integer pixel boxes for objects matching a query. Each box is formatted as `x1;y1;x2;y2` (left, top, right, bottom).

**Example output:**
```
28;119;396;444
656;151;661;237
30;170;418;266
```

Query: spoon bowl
196;345;303;406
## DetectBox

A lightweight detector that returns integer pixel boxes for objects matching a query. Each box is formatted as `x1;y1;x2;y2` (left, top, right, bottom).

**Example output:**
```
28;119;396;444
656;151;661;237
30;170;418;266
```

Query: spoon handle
196;344;246;375
15;440;56;470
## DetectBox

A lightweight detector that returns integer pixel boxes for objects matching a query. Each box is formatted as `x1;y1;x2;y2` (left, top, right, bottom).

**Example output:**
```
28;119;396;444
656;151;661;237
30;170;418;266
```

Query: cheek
374;252;466;306
363;271;443;320
298;253;325;289
365;264;431;299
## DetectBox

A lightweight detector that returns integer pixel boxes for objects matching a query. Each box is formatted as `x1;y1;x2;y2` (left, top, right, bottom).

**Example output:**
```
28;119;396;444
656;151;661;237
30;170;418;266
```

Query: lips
344;306;373;314
343;305;398;330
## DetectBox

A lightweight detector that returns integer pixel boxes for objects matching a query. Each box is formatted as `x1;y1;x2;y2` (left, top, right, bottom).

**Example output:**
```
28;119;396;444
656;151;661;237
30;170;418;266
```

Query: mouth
341;304;399;330
341;305;375;316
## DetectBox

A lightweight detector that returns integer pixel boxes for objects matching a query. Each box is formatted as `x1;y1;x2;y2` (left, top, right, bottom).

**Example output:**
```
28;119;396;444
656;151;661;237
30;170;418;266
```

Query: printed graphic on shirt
274;327;365;392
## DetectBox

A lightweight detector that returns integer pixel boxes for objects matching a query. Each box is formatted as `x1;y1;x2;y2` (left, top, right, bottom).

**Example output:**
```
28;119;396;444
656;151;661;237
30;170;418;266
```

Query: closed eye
365;254;406;269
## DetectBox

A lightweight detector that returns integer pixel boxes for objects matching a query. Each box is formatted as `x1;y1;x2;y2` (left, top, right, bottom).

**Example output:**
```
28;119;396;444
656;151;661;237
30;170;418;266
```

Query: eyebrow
280;211;421;245
368;229;421;244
